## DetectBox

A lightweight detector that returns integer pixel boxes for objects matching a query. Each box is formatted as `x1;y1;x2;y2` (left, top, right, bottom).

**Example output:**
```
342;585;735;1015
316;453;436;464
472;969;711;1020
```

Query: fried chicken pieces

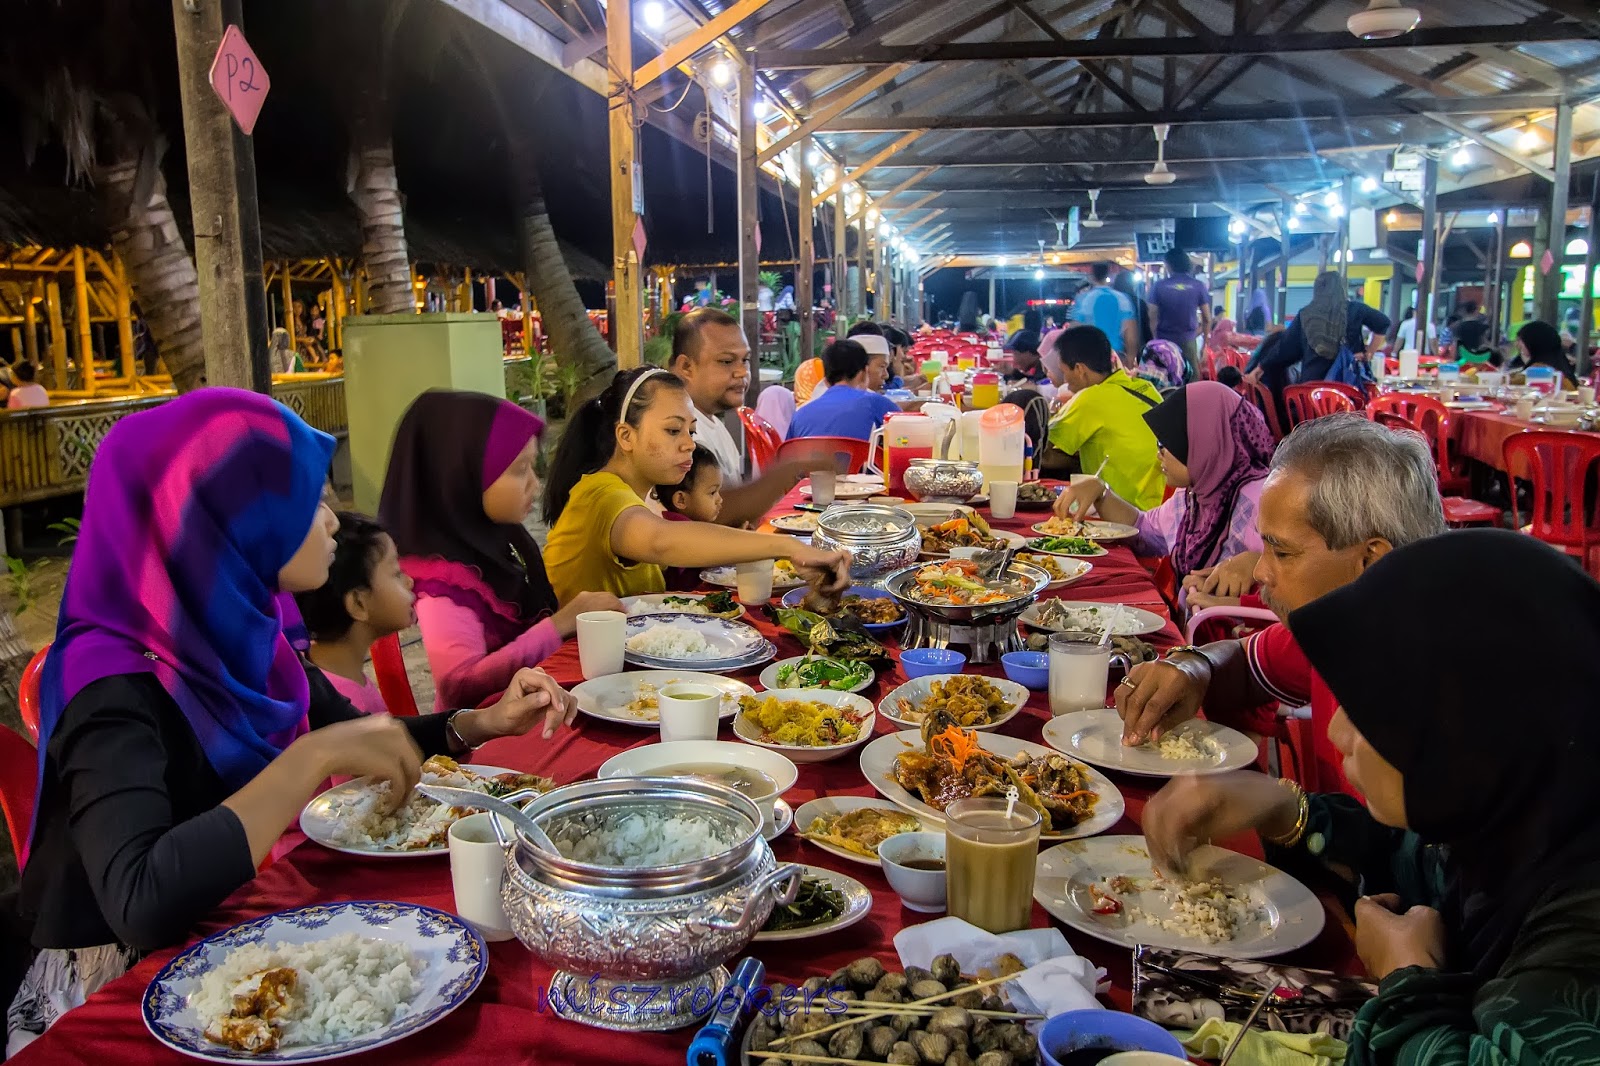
204;967;298;1052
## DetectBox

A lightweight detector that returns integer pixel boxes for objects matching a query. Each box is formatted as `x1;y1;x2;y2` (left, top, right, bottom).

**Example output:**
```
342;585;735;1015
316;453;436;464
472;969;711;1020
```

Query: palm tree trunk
349;139;413;316
97;155;206;392
517;195;616;404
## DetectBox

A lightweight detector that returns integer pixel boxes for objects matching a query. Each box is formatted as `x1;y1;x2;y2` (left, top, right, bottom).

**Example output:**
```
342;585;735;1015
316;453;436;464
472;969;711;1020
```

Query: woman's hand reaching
455;668;578;743
1141;773;1301;877
791;545;853;594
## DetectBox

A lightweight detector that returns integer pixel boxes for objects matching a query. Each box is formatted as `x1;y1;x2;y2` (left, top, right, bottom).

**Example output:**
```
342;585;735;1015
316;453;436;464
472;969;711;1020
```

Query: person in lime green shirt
1046;325;1167;510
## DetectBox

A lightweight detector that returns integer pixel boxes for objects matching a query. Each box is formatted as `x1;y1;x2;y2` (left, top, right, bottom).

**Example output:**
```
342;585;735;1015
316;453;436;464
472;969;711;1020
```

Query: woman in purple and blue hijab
6;389;572;1050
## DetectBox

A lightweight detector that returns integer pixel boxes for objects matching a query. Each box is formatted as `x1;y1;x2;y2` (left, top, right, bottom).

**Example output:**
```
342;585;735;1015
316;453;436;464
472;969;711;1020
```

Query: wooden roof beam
760;64;912;163
815;131;924;200
754;22;1592;67
1424;113;1557;182
634;0;781;89
876;191;940;222
848;169;935;223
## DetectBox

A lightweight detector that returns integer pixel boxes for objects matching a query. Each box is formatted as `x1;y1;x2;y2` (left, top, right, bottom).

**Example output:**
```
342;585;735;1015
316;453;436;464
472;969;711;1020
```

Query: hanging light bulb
1293;202;1308;216
806;149;821;167
1034;268;1045;280
996;255;1007;266
1517;127;1541;152
1385;210;1400;225
1287;216;1301;231
1510;241;1532;259
1359;176;1379;194
1323;190;1342;209
1486;211;1500;225
641;0;666;28
753;97;770;119
1328;202;1346;218
1131;270;1145;283
821;167;836;185
1450;145;1471;169
710;60;731;87
866;208;878;224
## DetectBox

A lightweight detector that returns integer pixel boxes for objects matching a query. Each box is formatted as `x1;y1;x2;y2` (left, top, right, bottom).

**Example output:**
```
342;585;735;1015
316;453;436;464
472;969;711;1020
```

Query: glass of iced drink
945;796;1042;933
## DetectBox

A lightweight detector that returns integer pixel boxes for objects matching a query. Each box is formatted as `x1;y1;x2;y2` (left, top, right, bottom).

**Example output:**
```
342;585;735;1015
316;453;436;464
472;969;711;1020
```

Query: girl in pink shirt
378;391;622;710
295;513;417;715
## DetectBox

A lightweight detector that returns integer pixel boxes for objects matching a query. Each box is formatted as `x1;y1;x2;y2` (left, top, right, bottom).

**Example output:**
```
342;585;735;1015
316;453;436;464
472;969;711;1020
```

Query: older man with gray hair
1115;413;1447;795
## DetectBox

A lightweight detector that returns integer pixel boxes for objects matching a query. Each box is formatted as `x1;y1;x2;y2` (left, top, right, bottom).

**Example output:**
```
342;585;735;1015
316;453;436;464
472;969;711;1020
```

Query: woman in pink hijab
1054;381;1274;582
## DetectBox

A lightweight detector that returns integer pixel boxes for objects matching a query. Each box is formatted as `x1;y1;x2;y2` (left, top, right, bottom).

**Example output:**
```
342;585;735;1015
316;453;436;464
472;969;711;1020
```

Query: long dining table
11;485;1359;1066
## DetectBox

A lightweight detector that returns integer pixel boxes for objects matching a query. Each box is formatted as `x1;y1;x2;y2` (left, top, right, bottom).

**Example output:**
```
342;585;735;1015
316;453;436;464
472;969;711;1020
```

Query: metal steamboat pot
883;560;1051;664
499;777;800;1031
810;503;922;586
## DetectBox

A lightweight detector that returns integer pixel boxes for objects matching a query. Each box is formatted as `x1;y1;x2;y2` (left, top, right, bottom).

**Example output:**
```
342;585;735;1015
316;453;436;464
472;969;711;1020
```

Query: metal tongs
415;784;559;854
974;545;1015;582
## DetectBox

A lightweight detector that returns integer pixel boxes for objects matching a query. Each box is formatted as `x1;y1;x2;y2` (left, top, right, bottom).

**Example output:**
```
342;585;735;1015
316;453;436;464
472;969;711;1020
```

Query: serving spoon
415;784;559;854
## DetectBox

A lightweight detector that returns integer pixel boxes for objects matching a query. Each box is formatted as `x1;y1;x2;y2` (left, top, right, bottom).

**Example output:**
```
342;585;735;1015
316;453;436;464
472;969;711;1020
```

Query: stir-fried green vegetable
761;876;846;932
1028;535;1102;555
775;656;872;691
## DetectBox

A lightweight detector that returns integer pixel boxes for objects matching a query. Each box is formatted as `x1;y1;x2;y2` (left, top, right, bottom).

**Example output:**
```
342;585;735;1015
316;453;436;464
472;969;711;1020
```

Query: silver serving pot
883;560;1052;622
903;459;985;503
810;503;922;586
499;777;800;982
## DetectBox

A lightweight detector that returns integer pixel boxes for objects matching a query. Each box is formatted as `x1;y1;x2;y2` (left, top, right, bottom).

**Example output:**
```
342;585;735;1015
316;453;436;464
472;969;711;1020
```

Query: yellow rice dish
737;695;867;747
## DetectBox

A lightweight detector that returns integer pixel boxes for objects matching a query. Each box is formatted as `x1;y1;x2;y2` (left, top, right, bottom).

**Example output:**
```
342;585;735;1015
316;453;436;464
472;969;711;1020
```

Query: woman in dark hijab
1279;271;1390;381
1142;530;1600;1065
1508;320;1577;388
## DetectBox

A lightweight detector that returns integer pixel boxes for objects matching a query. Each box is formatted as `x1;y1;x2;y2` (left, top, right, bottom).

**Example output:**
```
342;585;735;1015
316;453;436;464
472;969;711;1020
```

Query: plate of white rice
1041;708;1258;777
1033;836;1324;959
143;901;486;1062
623;613;774;670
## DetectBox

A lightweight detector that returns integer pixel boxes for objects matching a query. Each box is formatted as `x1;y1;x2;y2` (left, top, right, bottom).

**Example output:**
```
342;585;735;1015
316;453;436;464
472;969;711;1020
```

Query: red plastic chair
0;722;35;869
1504;430;1600;577
369;633;420;717
775;436;871;475
738;407;782;474
1236;379;1286;440
1370;398;1501;528
18;645;47;742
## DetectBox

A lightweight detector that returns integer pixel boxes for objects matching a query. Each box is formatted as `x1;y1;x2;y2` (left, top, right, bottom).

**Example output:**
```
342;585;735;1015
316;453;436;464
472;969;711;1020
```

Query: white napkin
892;917;1107;1017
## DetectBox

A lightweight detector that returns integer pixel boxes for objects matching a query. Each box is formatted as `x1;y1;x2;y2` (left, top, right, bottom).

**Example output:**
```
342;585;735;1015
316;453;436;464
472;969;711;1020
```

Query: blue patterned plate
143;902;487;1063
623;613;769;669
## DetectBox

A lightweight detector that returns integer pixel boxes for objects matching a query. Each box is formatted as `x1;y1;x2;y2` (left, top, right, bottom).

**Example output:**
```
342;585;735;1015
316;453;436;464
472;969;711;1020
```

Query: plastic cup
1515;396;1536;420
735;560;776;605
448;813;515;941
1580;386;1595;405
809;469;837;506
989;481;1019;520
576;610;626;679
945;797;1041;933
657;683;722;742
1049;632;1111;715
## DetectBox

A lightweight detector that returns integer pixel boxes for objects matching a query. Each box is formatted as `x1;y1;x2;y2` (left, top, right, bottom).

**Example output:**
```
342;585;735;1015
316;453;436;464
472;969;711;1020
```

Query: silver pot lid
816;503;917;543
907;458;980;472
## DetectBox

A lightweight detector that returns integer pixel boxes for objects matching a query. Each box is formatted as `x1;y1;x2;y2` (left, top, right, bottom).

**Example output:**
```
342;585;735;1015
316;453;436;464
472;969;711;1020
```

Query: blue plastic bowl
780;585;906;632
1000;651;1050;690
1039;1010;1188;1066
900;648;967;678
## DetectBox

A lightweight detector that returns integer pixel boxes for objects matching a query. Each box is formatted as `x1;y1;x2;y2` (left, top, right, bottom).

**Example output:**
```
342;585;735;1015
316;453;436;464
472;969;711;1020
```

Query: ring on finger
1118;675;1138;688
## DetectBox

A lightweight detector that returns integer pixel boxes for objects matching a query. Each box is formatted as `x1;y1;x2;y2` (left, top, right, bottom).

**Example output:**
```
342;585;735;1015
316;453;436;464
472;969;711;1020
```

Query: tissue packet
1132;946;1376;1041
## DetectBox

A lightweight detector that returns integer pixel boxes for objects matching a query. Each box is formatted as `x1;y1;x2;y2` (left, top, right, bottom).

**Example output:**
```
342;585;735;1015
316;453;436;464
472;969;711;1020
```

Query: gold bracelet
1263;779;1309;848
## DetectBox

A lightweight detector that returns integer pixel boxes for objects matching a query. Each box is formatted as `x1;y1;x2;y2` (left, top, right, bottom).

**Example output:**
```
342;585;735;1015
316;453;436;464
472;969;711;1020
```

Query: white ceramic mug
658;683;722;742
809;469;837;506
576;610;626;679
989;481;1019;521
1580;385;1595;405
1515;396;1536;420
448;813;515;941
735;559;776;605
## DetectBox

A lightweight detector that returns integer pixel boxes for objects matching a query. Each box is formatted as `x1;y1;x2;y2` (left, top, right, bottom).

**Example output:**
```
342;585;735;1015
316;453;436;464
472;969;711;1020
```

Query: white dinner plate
794;796;938;867
758;655;876;694
753;865;874;943
700;564;809;590
876;673;1028;732
1019;601;1167;637
570;671;754;728
1030;519;1140;541
769;512;821;534
858;730;1124;842
1041;709;1259;777
299;765;518;858
1013;554;1094;590
621;592;744;620
800;481;882;500
1034;836;1325;959
733;688;877;764
623;613;773;670
143;902;487;1063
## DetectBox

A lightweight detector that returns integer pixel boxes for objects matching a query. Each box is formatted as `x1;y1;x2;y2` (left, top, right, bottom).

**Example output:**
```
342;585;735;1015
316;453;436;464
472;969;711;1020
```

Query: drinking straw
1099;604;1126;646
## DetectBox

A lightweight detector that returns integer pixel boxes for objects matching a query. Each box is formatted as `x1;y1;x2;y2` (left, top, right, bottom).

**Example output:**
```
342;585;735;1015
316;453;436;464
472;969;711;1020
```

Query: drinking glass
945;797;1042;933
989;481;1019;520
735;559;776;605
809;469;837;506
658;683;722;742
1048;632;1130;715
577;610;626;679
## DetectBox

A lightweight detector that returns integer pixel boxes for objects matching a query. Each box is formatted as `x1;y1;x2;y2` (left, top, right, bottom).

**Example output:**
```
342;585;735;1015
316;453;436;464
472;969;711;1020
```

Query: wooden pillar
22;280;39;365
45;280;67;389
1386;261;1405;339
115;256;135;380
1337;176;1353;281
736;60;761;402
171;0;271;391
1418;157;1440;356
798;136;816;367
1483;215;1502;338
832;154;846;332
327;269;346;352
1541;100;1574;326
73;247;95;394
280;268;296;350
988;275;996;320
858;224;870;319
608;0;642;367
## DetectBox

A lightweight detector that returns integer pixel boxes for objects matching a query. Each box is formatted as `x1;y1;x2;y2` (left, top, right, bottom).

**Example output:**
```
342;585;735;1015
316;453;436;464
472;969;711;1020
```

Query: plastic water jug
970;372;1001;409
1523;366;1559;396
871;413;938;497
978;404;1026;487
959;410;986;463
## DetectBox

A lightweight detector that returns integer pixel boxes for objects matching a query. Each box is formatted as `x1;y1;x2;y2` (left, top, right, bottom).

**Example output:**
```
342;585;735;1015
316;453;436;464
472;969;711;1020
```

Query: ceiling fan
1145;124;1177;186
1082;188;1105;228
1053;220;1068;249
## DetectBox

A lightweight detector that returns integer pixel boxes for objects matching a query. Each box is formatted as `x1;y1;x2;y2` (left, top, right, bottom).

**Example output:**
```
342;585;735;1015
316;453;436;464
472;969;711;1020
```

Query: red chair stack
1368;393;1500;528
738;407;782;474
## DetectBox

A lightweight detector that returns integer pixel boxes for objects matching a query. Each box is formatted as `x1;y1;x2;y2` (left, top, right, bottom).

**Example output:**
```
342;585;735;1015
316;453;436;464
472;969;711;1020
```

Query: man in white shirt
1394;307;1436;351
670;308;816;525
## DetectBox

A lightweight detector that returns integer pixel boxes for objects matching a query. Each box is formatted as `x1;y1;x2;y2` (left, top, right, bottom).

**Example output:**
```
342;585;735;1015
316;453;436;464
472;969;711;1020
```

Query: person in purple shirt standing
1148;249;1212;380
787;338;899;441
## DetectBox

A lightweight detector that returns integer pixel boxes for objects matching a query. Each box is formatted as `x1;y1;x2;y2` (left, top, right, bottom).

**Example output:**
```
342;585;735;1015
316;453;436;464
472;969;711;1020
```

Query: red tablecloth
1455;409;1600;471
14;486;1358;1066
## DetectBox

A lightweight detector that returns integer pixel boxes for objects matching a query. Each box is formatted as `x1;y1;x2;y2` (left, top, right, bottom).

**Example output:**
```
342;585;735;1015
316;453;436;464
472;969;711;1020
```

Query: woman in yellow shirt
542;368;852;604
